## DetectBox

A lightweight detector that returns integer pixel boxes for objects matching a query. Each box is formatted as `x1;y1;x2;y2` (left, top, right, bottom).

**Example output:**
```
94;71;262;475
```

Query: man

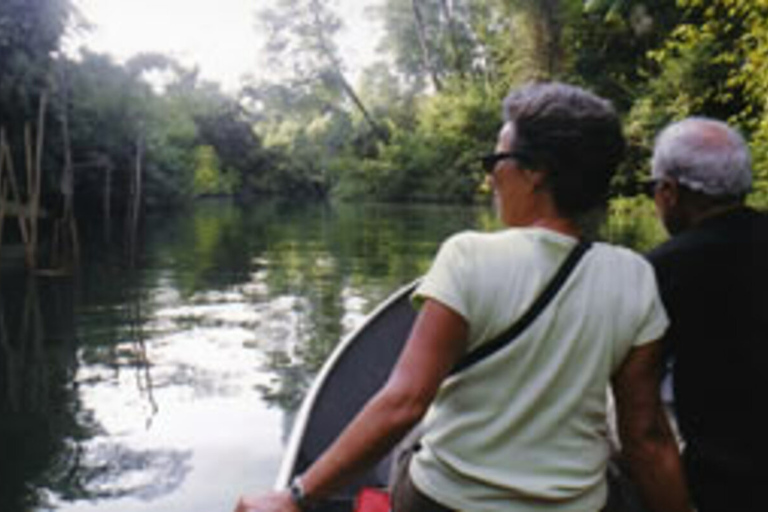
647;117;767;512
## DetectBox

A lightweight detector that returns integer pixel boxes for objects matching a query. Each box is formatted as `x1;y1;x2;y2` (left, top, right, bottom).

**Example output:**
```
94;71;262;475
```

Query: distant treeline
1;0;767;218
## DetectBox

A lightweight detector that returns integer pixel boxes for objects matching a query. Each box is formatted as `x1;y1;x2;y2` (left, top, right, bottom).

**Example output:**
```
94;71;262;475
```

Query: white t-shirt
410;227;668;512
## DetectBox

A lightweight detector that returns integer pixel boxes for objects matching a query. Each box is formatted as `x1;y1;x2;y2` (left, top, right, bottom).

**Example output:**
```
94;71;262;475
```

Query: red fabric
354;487;390;512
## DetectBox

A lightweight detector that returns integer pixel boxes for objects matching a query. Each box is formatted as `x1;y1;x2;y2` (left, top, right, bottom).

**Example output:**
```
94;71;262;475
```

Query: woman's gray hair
651;117;752;197
502;82;625;218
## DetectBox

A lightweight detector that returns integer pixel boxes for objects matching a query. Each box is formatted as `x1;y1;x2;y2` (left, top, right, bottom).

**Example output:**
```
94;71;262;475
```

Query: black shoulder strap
449;239;593;376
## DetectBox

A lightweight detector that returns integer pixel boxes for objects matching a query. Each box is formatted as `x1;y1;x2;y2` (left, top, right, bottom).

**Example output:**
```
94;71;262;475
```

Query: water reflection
1;200;493;512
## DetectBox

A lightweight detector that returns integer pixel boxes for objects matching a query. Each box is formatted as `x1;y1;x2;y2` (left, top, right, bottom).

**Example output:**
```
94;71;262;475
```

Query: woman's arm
235;298;468;512
611;341;694;512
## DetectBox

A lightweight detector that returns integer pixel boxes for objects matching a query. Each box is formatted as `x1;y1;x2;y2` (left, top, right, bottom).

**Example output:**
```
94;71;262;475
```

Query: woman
235;83;692;512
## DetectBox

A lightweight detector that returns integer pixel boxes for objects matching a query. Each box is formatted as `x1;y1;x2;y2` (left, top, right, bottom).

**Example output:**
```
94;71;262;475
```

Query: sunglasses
480;152;527;174
642;178;662;197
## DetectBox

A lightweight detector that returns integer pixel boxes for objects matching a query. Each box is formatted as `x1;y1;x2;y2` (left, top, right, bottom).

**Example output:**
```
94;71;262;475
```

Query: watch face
289;477;307;508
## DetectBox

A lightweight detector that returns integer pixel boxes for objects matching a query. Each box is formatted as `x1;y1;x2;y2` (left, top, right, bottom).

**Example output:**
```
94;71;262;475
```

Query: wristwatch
289;475;310;510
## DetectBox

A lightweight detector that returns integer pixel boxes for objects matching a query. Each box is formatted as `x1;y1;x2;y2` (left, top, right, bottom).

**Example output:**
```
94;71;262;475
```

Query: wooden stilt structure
0;130;33;266
0;174;6;252
104;161;113;243
126;134;144;268
0;93;46;272
0;86;81;276
46;76;80;273
0;277;50;415
17;92;47;270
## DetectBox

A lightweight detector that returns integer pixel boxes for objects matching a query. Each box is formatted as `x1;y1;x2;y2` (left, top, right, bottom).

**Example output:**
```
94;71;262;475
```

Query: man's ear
657;178;680;207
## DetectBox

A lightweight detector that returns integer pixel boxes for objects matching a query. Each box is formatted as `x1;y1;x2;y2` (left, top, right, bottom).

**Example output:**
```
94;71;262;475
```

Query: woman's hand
234;490;299;512
233;299;467;512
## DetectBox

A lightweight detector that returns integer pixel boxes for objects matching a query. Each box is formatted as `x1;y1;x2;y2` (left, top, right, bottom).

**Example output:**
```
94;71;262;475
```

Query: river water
0;200;498;512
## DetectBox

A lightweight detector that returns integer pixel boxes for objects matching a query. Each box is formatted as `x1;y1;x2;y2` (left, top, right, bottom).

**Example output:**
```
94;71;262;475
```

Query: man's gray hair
652;117;752;197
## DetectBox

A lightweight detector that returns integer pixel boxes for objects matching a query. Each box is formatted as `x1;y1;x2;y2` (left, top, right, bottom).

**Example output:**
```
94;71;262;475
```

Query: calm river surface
1;200;498;512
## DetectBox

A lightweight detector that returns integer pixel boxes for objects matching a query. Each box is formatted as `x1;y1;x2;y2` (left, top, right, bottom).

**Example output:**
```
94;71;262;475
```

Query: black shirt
647;207;768;479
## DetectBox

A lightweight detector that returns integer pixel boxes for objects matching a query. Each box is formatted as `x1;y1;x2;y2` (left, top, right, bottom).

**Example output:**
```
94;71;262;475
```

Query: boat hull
275;280;419;510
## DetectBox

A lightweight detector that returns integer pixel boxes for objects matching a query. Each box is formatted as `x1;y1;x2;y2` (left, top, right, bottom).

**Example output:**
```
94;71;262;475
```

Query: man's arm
612;341;694;512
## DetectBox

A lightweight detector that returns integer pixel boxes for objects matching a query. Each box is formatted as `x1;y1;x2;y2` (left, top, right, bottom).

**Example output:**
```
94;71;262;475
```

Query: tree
611;0;768;201
571;0;681;112
0;0;75;137
378;0;481;90
192;94;274;197
257;0;384;139
517;0;569;79
411;0;444;91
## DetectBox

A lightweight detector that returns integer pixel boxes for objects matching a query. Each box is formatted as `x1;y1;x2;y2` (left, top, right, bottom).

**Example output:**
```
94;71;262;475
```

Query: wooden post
18;92;48;270
104;162;112;242
56;76;79;271
0;147;7;263
0;131;31;250
30;92;47;270
23;124;35;268
0;299;22;412
126;134;143;267
133;135;143;228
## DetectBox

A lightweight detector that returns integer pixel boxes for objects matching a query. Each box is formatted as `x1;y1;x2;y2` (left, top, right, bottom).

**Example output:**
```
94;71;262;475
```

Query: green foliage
0;0;75;184
568;1;681;111
356;63;419;130
63;52;198;209
0;0;73;113
342;129;437;201
246;0;681;204
190;93;275;197
193;146;234;196
618;0;768;198
378;0;480;88
601;196;666;251
3;40;285;218
333;80;500;202
5;0;768;218
249;0;524;204
749;123;768;208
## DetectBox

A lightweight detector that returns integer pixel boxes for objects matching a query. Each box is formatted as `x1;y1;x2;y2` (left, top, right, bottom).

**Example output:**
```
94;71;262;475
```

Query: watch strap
289;476;310;510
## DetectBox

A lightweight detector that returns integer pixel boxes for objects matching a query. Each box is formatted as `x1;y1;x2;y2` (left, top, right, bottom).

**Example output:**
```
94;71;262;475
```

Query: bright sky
70;0;382;92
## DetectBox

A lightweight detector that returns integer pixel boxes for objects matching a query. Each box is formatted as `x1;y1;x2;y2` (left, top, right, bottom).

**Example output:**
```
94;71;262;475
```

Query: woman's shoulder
438;229;538;262
594;241;646;258
592;241;656;277
444;228;535;247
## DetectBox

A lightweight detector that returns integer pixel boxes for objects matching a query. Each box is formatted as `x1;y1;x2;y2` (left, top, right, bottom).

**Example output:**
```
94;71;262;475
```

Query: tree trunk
526;0;564;79
335;72;388;140
411;0;443;91
309;0;388;140
438;0;464;77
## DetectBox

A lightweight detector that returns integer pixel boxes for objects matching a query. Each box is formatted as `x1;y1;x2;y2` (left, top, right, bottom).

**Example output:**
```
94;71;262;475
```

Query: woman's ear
525;168;548;191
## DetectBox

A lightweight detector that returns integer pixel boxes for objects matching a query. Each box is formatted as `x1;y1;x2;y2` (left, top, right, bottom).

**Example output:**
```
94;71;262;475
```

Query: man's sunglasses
642;178;662;197
480;152;527;174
